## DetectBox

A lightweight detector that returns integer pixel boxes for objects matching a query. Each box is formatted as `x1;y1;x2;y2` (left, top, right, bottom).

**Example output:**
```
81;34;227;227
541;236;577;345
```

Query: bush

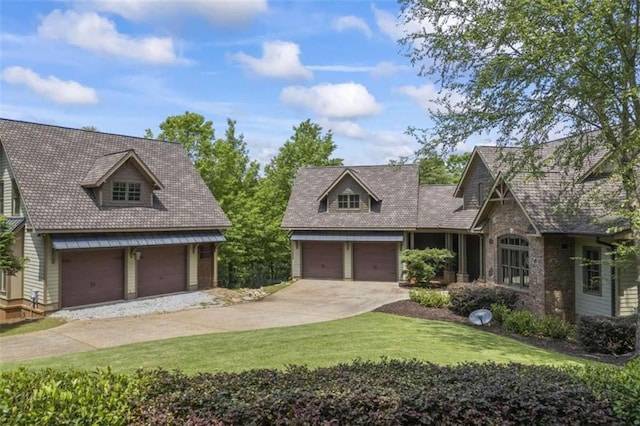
401;248;454;284
540;315;575;340
131;360;618;425
502;310;541;336
490;302;512;323
409;288;451;308
449;286;519;316
566;360;640;425
579;315;636;355
0;368;144;426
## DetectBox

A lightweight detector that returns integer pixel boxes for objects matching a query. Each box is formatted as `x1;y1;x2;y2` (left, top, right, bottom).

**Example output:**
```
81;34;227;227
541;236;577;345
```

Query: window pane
349;194;360;209
113;182;126;201
128;183;141;201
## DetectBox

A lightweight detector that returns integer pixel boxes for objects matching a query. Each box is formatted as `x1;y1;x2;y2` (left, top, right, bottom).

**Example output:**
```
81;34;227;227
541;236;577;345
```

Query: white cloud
370;61;410;77
317;118;366;139
332;15;372;38
84;0;268;27
307;61;409;77
395;83;465;113
38;10;176;64
232;41;312;80
1;66;98;104
280;82;382;119
372;5;433;43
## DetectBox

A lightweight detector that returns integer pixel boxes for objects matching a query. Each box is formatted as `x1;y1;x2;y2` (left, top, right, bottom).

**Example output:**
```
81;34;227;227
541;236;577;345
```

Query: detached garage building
0;119;230;319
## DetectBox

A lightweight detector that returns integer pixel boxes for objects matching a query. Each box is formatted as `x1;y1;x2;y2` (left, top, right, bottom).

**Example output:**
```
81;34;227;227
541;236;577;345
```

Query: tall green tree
0;216;24;278
258;120;343;281
418;152;471;184
400;0;640;355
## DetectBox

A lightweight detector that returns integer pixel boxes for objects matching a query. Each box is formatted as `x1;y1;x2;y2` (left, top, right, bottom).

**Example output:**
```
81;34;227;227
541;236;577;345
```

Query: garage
138;245;186;297
302;242;343;279
353;242;398;282
61;249;125;308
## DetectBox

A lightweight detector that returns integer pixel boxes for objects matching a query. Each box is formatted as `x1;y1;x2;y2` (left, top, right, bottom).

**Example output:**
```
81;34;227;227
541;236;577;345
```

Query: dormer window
113;182;141;202
338;194;360;209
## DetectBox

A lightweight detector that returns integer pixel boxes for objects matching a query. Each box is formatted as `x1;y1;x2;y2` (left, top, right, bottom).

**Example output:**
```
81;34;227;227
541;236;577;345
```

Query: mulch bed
374;300;633;366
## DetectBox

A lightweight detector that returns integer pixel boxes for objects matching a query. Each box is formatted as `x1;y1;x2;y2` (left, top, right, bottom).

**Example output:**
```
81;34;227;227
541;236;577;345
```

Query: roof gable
81;149;164;190
316;168;381;202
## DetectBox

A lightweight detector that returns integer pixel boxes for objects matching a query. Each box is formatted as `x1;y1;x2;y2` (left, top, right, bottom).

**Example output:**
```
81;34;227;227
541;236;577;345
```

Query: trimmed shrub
0;368;144;426
566;360;640;425
579;315;636;355
540;315;575;340
130;360;618;425
502;310;541;336
490;302;512;323
401;248;454;284
449;286;519;316
409;288;451;308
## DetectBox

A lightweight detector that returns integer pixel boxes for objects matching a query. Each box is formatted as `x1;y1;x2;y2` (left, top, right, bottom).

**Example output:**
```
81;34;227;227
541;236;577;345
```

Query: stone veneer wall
483;200;546;315
543;236;575;321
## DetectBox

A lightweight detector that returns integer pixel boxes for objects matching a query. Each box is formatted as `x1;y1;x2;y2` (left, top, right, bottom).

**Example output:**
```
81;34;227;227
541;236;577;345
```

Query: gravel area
51;292;221;321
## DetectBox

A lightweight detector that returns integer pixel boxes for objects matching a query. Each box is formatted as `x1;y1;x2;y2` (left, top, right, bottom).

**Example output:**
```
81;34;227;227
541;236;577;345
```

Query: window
112;182;141;202
0;181;3;214
583;247;601;295
478;182;485;205
0;273;5;295
498;235;529;288
338;194;360;210
11;180;20;215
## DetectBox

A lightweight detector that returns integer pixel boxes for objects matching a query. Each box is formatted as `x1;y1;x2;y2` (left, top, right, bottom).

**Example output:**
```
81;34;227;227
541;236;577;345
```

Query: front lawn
0;318;66;337
3;312;590;373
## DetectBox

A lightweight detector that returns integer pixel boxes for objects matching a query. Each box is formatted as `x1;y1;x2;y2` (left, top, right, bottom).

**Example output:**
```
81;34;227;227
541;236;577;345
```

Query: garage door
138;246;186;297
353;243;397;282
302;242;343;279
61;249;124;308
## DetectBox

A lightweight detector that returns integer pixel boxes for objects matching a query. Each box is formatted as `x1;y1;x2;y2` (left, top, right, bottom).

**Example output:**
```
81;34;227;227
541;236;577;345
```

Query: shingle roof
418;185;477;230
0;119;231;232
282;165;419;230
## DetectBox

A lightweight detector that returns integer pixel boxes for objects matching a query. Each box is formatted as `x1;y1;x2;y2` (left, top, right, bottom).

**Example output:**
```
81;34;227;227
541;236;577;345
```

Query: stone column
457;234;469;283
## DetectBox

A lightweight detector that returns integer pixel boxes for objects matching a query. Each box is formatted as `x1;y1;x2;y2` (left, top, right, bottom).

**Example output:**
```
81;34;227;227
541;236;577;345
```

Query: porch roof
51;230;225;250
291;231;404;242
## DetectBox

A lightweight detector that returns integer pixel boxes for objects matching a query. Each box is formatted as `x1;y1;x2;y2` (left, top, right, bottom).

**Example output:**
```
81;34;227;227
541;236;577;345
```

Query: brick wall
543;236;575;321
483;199;546;315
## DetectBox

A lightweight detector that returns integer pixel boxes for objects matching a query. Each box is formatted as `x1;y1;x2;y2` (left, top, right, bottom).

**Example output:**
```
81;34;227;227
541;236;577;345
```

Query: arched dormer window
498;235;529;288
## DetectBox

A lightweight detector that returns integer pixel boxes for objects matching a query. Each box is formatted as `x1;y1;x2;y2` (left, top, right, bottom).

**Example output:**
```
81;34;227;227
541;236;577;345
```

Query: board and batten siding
126;248;136;297
618;259;639;316
291;241;301;278
343;242;353;280
187;244;198;290
574;238;612;317
44;237;59;308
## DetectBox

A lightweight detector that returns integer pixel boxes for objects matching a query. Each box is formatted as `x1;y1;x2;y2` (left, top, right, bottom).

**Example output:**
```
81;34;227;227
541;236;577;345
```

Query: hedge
449;286;519;316
579;315;637;355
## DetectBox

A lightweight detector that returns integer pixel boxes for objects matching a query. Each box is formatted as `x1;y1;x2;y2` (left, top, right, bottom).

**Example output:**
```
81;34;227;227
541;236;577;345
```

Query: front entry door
198;244;214;289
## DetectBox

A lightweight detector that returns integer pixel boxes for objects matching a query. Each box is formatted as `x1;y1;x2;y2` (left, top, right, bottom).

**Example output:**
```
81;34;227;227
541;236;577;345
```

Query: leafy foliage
579;315;637;355
409;288;451;308
502;310;542;337
0;368;143;425
566;360;640;425
418;152;471;184
0;216;24;277
491;303;575;339
131;360;617;425
401;248;454;283
540;315;576;340
449;286;519;316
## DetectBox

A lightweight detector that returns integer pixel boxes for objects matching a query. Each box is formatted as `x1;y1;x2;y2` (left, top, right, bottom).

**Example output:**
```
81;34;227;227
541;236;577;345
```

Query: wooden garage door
138;246;186;297
353;243;397;282
302;242;343;279
61;249;124;308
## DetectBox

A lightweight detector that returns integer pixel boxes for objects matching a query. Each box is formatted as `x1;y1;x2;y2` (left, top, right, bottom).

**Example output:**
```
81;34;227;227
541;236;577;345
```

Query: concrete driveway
0;280;408;363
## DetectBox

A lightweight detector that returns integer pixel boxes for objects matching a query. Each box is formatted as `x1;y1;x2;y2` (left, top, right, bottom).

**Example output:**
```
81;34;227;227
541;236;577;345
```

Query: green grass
0;318;66;337
262;280;294;295
2;313;591;374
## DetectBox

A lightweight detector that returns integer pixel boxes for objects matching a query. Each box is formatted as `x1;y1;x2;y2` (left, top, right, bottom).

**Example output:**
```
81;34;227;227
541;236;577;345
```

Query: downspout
597;238;616;317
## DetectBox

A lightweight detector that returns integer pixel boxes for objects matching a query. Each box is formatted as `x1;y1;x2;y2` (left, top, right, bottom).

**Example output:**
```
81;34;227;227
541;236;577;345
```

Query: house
0;119;230;319
282;138;638;321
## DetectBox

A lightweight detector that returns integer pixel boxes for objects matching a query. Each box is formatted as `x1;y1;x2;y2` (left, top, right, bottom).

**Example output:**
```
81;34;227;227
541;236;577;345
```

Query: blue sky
0;0;477;166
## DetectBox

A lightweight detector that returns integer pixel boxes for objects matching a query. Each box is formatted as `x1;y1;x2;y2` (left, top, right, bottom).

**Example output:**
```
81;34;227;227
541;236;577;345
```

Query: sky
0;0;479;166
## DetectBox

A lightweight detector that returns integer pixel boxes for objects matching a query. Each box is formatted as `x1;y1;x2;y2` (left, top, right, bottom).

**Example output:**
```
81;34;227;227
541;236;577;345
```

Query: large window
338;194;360;209
582;247;601;295
112;182;141;202
498;235;529;288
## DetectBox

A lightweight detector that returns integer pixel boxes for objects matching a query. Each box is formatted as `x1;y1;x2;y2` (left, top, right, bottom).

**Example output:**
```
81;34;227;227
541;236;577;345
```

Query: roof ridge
0;118;181;146
302;164;416;170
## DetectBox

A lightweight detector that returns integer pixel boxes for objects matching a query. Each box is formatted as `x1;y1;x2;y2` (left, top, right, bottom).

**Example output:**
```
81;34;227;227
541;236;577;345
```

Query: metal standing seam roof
6;217;26;232
291;231;404;242
51;230;226;250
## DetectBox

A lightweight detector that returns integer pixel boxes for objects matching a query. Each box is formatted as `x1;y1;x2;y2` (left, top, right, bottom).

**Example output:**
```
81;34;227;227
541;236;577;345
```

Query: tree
0;216;24;278
258;120;343;281
81;125;98;132
145;111;215;162
400;0;640;355
418;151;471;184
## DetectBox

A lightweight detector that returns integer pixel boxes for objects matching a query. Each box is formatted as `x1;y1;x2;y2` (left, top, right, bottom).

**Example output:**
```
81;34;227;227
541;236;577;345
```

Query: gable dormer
317;169;381;213
81;149;163;208
454;149;495;210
